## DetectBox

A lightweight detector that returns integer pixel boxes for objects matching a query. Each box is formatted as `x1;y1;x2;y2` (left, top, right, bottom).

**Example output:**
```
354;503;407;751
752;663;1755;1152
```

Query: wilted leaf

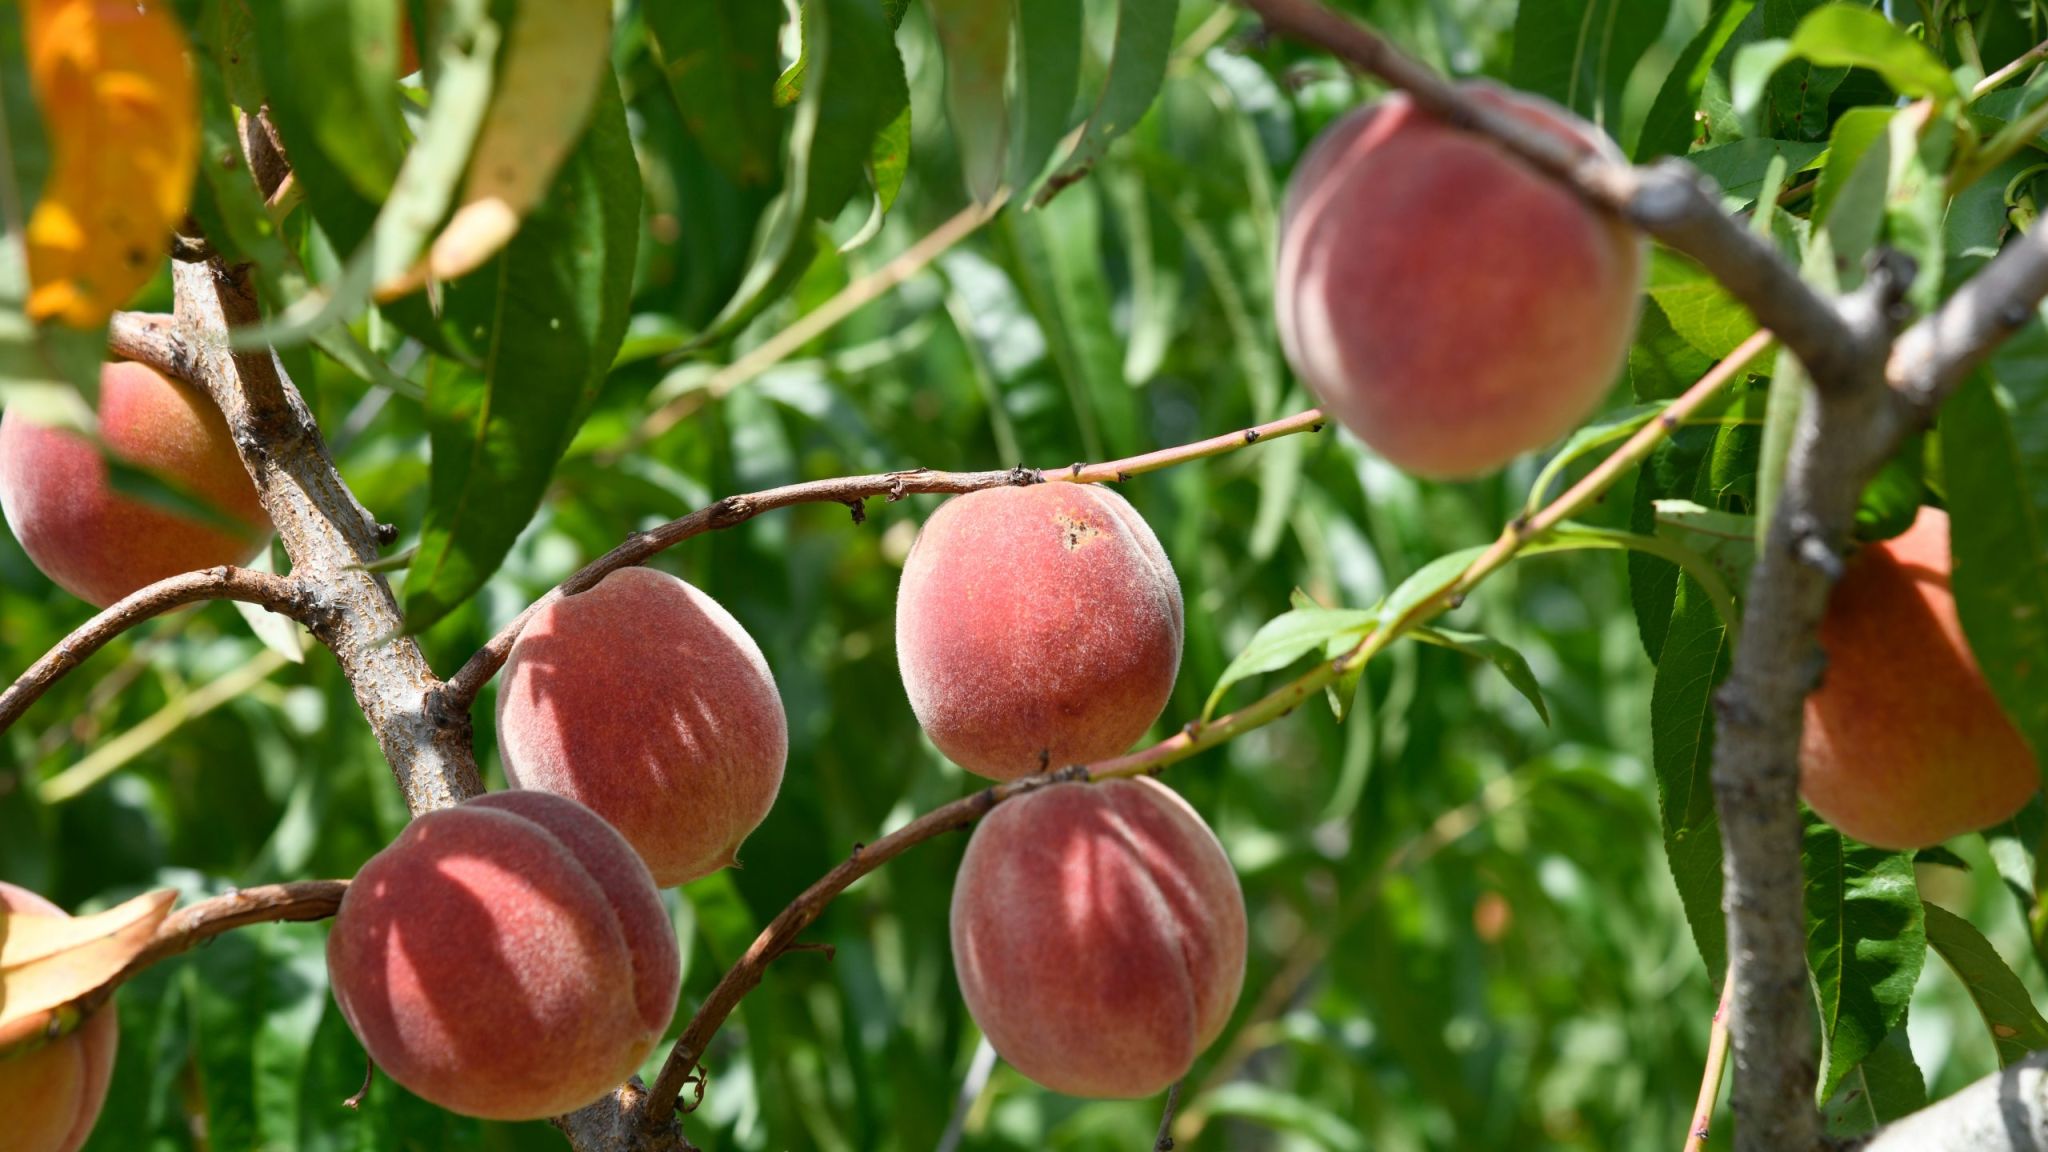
24;0;197;327
427;0;614;280
0;888;176;1048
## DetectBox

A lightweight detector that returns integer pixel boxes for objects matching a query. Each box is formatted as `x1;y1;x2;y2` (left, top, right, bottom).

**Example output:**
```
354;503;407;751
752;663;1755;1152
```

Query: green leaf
1382;546;1486;629
1925;901;2048;1066
1509;0;1670;128
1003;183;1140;458
1636;0;1757;161
1008;0;1082;192
647;0;786;187
1652;582;1731;976
1647;250;1759;360
246;0;501;346
1783;5;1957;104
1200;1082;1367;1152
801;0;910;224
401;73;639;631
1945;372;2048;782
248;0;407;204
1821;1023;1927;1138
1686;138;1826;207
1410;627;1549;725
1035;0;1178;205
1525;403;1662;516
1629;298;1717;403
1803;816;1925;1101
1205;607;1378;719
928;0;1012;203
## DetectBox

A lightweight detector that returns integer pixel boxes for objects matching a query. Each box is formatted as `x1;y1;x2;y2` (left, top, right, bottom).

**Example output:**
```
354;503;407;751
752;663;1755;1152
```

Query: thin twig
1153;1080;1183;1151
65;880;349;1021
1684;970;1736;1152
0;566;311;734
441;410;1327;711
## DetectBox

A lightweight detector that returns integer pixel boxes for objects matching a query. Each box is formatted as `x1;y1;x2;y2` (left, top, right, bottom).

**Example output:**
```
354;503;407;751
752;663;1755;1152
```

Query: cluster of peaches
1;82;2035;1146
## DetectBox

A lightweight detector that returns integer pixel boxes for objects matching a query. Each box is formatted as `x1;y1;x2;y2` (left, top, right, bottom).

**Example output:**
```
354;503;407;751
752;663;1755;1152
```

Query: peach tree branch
638;342;1757;1132
158;244;485;814
438;409;1329;712
0;565;314;733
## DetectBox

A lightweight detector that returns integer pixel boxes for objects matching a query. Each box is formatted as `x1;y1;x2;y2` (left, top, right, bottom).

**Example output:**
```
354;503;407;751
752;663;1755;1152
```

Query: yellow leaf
424;0;612;282
22;0;198;328
0;888;175;1050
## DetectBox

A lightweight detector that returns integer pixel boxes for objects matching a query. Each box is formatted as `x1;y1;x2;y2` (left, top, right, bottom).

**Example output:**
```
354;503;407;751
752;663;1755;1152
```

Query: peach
895;484;1183;781
1801;508;2039;849
0;359;271;607
950;777;1246;1098
325;791;681;1120
0;882;119;1152
1275;84;1645;478
496;566;788;886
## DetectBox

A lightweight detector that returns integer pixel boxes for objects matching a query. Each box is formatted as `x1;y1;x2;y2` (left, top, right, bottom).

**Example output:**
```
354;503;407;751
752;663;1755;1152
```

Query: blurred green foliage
4;0;2048;1150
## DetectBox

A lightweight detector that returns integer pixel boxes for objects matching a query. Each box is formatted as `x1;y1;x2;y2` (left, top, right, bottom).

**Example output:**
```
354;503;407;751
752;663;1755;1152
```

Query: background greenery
4;0;2048;1149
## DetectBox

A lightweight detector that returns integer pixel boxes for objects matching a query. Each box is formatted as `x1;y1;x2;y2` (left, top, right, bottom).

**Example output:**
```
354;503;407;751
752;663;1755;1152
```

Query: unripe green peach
896;484;1183;781
0;883;119;1152
950;778;1246;1098
0;360;270;607
1276;83;1645;478
496;566;788;886
325;791;681;1120
1801;507;2038;849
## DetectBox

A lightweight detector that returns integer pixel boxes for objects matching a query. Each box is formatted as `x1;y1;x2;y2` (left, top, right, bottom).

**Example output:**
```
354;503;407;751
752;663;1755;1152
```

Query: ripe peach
325;791;681;1120
496;566;788;887
0;882;119;1152
0;360;271;607
950;778;1246;1098
895;484;1183;781
1801;508;2039;849
1275;84;1645;478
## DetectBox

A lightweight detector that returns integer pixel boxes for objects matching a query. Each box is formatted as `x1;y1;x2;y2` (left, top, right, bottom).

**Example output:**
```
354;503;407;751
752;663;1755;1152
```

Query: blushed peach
0;882;119;1152
1276;84;1645;478
1801;507;2038;849
950;777;1246;1098
896;484;1183;781
325;791;681;1120
496;566;788;886
0;359;270;607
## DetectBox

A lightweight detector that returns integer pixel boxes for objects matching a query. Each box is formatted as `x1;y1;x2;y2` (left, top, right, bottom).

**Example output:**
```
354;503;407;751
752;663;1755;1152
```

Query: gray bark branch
158;254;482;813
1859;1054;2048;1151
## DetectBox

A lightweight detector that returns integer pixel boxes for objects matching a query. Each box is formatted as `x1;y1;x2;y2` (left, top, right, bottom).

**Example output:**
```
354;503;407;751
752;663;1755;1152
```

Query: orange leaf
0;888;175;1050
22;0;198;328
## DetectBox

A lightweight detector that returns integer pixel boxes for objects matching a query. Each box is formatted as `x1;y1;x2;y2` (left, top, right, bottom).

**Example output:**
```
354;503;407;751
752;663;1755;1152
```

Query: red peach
496;566;788;886
0;882;119;1152
0;360;271;607
1801;507;2039;849
895;484;1183;781
950;777;1246;1098
1276;83;1645;478
325;791;681;1120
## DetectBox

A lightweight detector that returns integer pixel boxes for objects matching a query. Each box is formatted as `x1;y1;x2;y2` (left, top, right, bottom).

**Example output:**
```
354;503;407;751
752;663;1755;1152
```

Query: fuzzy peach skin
1275;83;1645;479
950;777;1246;1098
1801;507;2039;850
0;882;119;1152
325;791;681;1120
496;566;788;887
896;484;1184;781
0;360;271;607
